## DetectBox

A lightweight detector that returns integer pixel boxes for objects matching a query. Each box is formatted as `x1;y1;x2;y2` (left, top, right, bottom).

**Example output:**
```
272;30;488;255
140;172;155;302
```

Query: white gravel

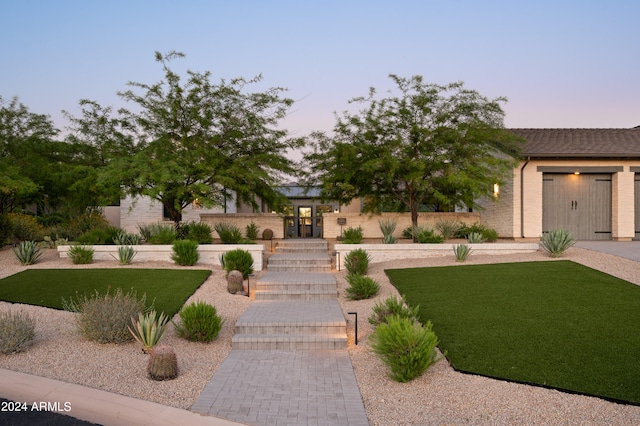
1;244;640;425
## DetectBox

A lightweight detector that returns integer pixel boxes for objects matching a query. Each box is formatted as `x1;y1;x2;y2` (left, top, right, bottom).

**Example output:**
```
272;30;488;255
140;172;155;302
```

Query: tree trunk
410;194;419;243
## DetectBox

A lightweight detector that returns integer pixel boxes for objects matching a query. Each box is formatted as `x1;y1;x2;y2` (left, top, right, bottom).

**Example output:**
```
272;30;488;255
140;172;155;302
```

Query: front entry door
298;206;313;238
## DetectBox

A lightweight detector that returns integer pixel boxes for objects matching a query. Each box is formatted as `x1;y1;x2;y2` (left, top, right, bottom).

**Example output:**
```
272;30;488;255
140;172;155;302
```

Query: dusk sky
2;1;639;138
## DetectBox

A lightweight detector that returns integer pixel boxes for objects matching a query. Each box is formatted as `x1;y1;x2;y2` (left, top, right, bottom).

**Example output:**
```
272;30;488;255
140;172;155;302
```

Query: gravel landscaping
1;244;639;425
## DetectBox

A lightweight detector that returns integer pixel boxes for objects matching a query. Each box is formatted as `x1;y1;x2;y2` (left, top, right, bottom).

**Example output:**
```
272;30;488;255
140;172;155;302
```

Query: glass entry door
298;206;312;238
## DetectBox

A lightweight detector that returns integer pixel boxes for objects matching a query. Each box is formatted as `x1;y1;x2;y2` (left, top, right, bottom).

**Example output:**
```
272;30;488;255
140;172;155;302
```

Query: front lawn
386;261;640;404
0;269;211;318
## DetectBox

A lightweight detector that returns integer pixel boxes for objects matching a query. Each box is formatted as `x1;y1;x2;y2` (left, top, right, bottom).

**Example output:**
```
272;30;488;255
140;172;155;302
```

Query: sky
2;0;639;140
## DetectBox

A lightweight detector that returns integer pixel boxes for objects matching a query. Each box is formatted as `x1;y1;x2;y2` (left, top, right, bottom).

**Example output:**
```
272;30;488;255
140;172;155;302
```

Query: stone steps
231;334;347;350
275;240;328;254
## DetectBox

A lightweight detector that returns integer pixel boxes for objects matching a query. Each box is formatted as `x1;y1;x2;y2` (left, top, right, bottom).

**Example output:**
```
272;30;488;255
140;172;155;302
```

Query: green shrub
67;244;94;264
7;213;44;242
214;222;243;244
112;245;136;265
342;226;363;244
66;211;110;240
402;226;414;239
344;248;371;275
453;244;472;262
12;241;43;265
345;274;380;300
414;226;444;243
220;248;254;278
378;218;397;244
456;223;498;242
245;221;260;241
369;316;440;382
36;212;67;227
0;310;35;354
541;229;576;258
147;345;179;380
172;301;225;343
128;310;169;353
435;219;463;240
62;288;146;343
76;226;120;245
368;295;420;327
137;223;154;242
466;232;486;244
148;223;178;244
0;214;12;246
183;221;213;244
171;240;199;266
113;230;143;245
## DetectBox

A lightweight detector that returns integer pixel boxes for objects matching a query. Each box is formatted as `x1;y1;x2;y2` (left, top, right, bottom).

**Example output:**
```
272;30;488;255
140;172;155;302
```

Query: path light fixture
331;251;340;271
348;312;358;345
247;274;255;298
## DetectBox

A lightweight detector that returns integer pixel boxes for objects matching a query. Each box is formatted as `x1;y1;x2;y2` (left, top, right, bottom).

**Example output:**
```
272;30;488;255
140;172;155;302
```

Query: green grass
0;269;211;318
386;261;640;404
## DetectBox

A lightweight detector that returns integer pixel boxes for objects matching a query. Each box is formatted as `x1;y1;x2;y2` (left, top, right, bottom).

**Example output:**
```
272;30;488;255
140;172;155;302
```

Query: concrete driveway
574;241;640;262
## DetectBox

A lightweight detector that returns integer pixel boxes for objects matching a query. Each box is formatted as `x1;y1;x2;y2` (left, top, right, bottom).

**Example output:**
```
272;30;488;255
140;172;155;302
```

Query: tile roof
508;128;640;158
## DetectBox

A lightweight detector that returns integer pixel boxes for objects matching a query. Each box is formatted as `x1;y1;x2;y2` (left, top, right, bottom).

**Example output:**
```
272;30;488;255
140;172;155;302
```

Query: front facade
480;128;640;241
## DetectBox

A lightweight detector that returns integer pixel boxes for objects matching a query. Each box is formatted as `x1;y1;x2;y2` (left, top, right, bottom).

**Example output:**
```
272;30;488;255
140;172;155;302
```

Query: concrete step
275;240;328;253
254;281;337;292
231;334;347;350
236;320;346;335
267;264;332;273
254;290;338;300
268;254;331;266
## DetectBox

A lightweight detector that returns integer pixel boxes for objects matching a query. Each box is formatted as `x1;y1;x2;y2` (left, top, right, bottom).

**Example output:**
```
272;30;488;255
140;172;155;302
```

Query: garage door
635;174;640;240
542;173;612;240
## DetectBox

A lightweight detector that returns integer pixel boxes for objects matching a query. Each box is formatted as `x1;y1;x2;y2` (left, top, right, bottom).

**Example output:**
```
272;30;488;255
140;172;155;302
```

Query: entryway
542;173;612;240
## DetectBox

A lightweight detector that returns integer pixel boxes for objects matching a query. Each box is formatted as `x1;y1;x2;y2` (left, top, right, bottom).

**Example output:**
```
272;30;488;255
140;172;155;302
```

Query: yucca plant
344;248;371;275
435;219;463;240
12;241;43;265
214;222;243;244
171;240;199;266
111;245;137;265
128;310;169;353
540;228;576;258
453;244;472;262
378;219;397;244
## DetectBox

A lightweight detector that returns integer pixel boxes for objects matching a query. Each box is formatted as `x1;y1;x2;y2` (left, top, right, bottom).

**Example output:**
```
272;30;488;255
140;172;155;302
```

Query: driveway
574;241;640;262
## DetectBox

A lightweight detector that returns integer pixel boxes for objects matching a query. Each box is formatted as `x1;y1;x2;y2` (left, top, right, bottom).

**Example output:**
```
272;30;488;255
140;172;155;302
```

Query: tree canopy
304;75;522;232
69;51;304;224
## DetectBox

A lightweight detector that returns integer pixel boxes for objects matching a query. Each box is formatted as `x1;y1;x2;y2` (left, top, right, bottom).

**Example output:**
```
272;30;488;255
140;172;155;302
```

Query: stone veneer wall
200;213;285;239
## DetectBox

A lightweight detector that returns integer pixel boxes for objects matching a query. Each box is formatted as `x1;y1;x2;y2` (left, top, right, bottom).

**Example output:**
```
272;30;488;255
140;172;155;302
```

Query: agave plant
453;244;472;262
128;310;170;353
112;245;137;265
12;241;43;265
540;229;576;258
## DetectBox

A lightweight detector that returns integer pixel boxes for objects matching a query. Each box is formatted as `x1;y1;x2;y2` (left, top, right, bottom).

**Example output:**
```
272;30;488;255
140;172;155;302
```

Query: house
479;128;640;241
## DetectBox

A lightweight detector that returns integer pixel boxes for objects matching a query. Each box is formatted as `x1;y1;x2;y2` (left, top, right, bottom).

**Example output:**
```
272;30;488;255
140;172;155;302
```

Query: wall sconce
334;208;339;213
493;183;500;197
574;171;580;175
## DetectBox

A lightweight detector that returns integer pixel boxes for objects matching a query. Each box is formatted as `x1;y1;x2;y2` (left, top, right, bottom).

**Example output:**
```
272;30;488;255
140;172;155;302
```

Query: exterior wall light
493;183;500;197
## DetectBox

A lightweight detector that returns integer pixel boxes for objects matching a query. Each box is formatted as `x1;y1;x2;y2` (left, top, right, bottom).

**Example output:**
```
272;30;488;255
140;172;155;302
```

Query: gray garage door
542;173;612;240
635;174;640;240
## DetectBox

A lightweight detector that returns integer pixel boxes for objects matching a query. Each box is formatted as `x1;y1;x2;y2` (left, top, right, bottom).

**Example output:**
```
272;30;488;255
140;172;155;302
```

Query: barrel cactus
227;270;244;294
147;345;178;381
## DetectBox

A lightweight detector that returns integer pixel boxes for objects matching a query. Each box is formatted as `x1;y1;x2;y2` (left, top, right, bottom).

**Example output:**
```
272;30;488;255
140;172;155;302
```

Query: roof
276;185;322;198
508;128;640;158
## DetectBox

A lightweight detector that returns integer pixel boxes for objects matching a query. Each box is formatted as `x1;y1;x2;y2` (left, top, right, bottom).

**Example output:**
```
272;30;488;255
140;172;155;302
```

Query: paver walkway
192;240;369;426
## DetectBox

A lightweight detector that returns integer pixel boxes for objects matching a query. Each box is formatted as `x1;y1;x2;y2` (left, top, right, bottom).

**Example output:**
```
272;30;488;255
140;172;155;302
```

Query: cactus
227;270;244;294
262;228;273;240
147;345;178;380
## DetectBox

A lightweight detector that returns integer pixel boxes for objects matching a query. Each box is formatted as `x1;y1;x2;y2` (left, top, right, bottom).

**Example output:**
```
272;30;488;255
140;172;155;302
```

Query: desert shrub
0;310;35;354
541;228;576;258
435;219;463;240
342;226;363;244
137;223;154;242
345;274;380;300
0;214;12;246
378;218;397;244
402;226;414;239
7;213;44;242
128;310;169;353
466;232;486;244
112;245;136;265
113;230;143;245
245;221;259;241
172;301;225;343
414;226;444;244
12;240;43;265
76;226;120;245
147;345;179;380
220;249;254;278
368;295;419;326
67;244;94;264
370;316;440;382
344;248;371;275
453;244;472;262
182;221;213;244
148;223;178;244
66;211;110;240
456;223;498;242
62;288;146;343
213;222;243;244
262;228;274;240
36;212;67;227
171;240;199;266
